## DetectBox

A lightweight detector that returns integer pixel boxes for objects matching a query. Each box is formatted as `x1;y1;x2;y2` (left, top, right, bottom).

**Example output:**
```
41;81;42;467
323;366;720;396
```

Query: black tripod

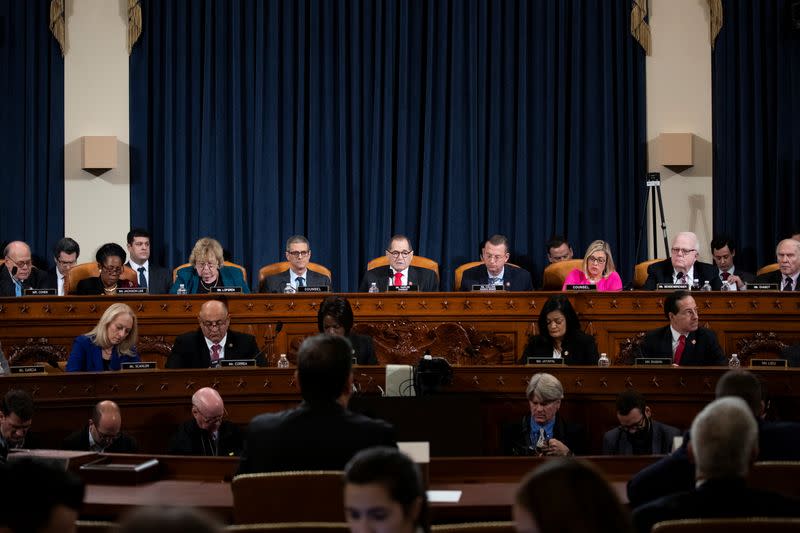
632;172;669;279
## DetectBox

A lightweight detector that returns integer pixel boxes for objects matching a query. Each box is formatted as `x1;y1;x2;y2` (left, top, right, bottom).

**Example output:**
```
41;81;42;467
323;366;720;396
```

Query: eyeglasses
484;254;507;262
587;256;607;264
286;250;310;258
387;250;412;258
196;262;219;271
95;428;120;442
8;258;32;268
56;258;77;266
671;248;697;256
619;414;648;433
100;264;122;274
200;319;228;329
193;406;227;425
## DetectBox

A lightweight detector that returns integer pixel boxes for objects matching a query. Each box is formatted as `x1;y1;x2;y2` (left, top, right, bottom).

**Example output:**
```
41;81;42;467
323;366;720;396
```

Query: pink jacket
562;269;623;292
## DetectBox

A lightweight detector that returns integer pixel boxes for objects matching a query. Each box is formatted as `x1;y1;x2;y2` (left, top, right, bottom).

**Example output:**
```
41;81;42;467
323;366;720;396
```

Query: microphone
11;266;17;277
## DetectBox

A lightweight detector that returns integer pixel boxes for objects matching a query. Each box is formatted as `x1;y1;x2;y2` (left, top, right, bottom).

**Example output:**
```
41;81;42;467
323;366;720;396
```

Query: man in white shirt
45;238;80;296
710;235;755;291
126;228;172;294
358;234;439;292
755;238;800;291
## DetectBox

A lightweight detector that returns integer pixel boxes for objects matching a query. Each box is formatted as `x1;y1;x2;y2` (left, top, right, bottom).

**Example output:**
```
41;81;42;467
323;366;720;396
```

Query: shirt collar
128;259;149;271
487;267;505;280
205;334;228;352
289;269;308;283
531;417;556;439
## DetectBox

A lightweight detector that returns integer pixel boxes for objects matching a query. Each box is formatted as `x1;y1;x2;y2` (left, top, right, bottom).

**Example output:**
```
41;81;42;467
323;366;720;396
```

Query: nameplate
565;284;596;291
526;357;564;365
471;284;504;291
388;285;419;292
746;283;778;291
117;287;147;295
656;283;688;290
210;286;242;293
749;358;788;368
9;365;46;374
219;359;256;367
297;286;329;293
121;362;156;370
635;357;672;366
23;288;56;296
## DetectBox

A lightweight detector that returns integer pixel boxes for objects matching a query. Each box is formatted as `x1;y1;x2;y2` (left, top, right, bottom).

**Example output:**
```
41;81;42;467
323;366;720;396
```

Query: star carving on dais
183;302;193;312
440;300;449;310
309;301;319;311
632;299;642;310
246;302;254;311
650;376;661;388
506;300;516;309
65;304;75;313
703;299;712;309
184;380;197;390
160;383;169;391
18;304;29;314
287;301;295;310
264;303;274;311
750;300;759;310
160;303;169;311
496;376;505;386
463;300;472;310
42;304;51;314
727;300;736;309
528;300;537;310
88;304;97;313
262;378;271;389
397;300;407;310
773;299;783;310
609;299;618;309
418;300;428;310
484;300;493;310
236;378;247;389
375;300;384;310
352;300;361;310
137;304;145;313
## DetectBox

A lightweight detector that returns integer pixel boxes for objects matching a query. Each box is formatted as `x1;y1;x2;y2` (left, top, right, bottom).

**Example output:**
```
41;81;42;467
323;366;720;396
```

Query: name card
526;357;564;365
211;286;242;293
117;287;147;295
749;358;788;368
565;284;596;291
10;365;46;374
121;361;156;370
388;285;419;292
746;283;778;291
220;359;256;367
297;286;330;293
635;357;672;366
656;283;688;290
24;288;56;296
471;284;504;291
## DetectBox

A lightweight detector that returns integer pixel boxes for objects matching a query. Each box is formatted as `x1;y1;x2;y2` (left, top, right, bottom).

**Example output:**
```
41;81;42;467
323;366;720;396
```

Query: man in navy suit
125;228;172;294
643;231;721;290
44;237;80;296
755;238;800;291
710;234;755;291
459;234;533;291
259;235;332;292
359;234;439;292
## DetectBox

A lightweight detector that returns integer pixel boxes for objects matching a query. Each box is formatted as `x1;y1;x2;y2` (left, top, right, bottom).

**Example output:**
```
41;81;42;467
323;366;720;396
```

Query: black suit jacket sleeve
636;326;725;366
520;331;599;365
166;329;262;368
62;427;138;453
460;264;533;291
359;266;439;292
0;267;49;296
643;260;722;290
349;334;378;365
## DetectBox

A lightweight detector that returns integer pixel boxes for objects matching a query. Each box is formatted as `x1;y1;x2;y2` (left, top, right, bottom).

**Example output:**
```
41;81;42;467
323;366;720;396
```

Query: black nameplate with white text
746;283;778;291
297;286;330;293
565;284;596;291
388;285;419;292
635;357;672;366
656;283;689;290
117;287;147;295
10;365;46;374
471;284;504;291
526;357;564;365
24;288;56;296
749;358;788;368
121;361;156;370
211;286;242;293
219;359;256;367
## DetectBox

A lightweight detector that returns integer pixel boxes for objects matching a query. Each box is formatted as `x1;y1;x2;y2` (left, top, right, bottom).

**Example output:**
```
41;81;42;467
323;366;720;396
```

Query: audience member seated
562;239;623;291
318;295;378;365
520;295;599;365
0;389;35;463
126;228;173;294
632;396;800;533
62;400;138;453
76;242;138;295
546;235;574;264
45;237;80;296
0;240;48;296
118;506;222;533
170;237;249;294
359;234;439;292
259;234;332;292
0;457;85;533
514;458;634;533
783;342;800;367
504;372;587;456
602;390;681;456
66;303;140;372
344;447;430;533
710;234;754;291
166;299;263;368
634;290;726;366
755;238;800;291
643;231;721;290
238;334;396;474
168;387;243;457
458;234;533;291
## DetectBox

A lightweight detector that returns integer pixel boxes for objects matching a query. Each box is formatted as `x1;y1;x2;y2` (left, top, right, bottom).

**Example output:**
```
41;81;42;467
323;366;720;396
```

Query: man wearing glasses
0;389;36;463
44;237;80;296
643;232;721;290
62;400;138;453
358;234;439;292
0;241;48;297
459;234;533;291
602;390;680;456
168;387;243;456
259;235;331;292
166;299;264;368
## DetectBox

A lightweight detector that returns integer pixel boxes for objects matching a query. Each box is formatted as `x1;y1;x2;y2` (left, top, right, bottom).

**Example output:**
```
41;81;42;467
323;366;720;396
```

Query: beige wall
646;0;714;261
64;0;130;261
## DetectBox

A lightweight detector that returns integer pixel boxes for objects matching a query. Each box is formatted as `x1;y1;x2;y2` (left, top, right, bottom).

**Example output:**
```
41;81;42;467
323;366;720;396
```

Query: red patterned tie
721;272;730;281
393;272;403;287
211;344;221;364
674;335;686;365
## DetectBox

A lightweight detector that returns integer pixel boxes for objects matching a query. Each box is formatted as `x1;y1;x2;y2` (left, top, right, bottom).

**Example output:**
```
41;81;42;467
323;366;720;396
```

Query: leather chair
652;518;800;533
634;258;663;289
453;261;520;290
757;263;779;277
541;259;583;290
172;261;247;283
226;524;349;532
432;522;515;532
258;262;332;283
66;262;138;295
366;255;440;279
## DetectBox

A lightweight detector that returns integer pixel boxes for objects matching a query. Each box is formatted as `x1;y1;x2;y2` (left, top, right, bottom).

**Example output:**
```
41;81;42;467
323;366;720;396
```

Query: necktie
297;277;305;288
14;279;21;297
490;277;501;286
535;427;547;452
783;277;793;291
675;272;685;284
393;272;403;287
721;271;730;281
674;335;686;365
137;267;147;289
211;344;221;365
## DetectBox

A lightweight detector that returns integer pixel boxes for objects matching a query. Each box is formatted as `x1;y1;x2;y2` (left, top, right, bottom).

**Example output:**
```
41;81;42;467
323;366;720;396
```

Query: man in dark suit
168;387;243;456
0;241;48;297
602;390;681;455
259;235;332;292
359;234;439;292
643;231;722;290
0;389;35;463
635;290;726;366
166;299;264;368
755;238;800;291
710;234;755;290
125;228;172;294
44;237;80;296
238;335;396;474
632;396;800;533
459;234;533;291
62;400;138;453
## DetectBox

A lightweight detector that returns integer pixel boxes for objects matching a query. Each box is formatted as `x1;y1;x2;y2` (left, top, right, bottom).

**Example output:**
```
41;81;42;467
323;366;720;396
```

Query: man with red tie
358;234;439;292
710;235;755;291
635;290;726;366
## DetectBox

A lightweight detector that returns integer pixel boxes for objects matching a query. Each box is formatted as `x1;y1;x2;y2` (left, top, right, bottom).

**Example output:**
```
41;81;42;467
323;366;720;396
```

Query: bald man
62;400;138;453
643;232;722;290
1;241;49;296
168;387;243;456
166;300;264;368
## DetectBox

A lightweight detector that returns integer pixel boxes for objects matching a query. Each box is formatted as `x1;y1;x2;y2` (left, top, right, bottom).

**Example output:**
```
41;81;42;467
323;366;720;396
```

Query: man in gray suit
602;390;681;455
259;235;331;292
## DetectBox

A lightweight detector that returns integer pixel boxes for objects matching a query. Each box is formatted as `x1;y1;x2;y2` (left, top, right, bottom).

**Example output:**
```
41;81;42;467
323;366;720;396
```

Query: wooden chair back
453;262;521;290
258;262;332;283
541;259;583;290
756;263;779;277
226;524;349;532
66;262;138;295
432;522;516;532
652;518;800;533
634;258;663;289
366;255;440;278
172;261;247;283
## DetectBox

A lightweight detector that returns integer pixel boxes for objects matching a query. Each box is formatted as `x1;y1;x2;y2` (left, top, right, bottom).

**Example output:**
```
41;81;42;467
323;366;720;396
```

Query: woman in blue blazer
169;237;249;294
66;303;140;372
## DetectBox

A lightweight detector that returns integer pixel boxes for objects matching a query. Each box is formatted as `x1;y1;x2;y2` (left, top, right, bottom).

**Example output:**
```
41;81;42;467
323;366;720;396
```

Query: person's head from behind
546;235;573;263
318;295;355;337
482;234;510;277
119;506;222;533
582;240;616;280
714;369;764;419
513;458;633;533
191;387;226;434
344;447;429;533
95;242;127;288
52;237;80;277
0;389;34;447
526;373;564;426
537;295;581;344
297;334;354;404
688;396;758;482
0;457;85;533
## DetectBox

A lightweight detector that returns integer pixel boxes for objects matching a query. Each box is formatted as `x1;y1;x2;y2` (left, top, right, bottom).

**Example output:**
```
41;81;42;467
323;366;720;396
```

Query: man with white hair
632;396;800;532
643;232;721;290
0;241;48;296
755;238;800;291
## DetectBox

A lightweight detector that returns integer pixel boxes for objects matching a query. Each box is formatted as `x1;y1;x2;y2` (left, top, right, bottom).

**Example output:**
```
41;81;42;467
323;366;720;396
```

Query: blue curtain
0;0;64;264
712;0;800;270
130;0;646;291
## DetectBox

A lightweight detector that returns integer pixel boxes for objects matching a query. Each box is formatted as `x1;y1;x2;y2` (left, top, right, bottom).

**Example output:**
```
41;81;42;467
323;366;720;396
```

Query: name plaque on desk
526;357;564;365
121;362;156;370
211;286;242;293
220;359;255;367
746;283;778;291
565;284;596;291
117;287;147;295
635;357;672;366
471;284;504;291
656;283;689;290
23;288;56;296
297;286;329;293
388;285;419;292
10;365;46;374
750;358;788;368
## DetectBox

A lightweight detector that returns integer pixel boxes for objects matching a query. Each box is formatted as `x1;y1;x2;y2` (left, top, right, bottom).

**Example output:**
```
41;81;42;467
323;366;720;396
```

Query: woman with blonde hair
66;303;139;371
562;240;623;291
170;237;249;293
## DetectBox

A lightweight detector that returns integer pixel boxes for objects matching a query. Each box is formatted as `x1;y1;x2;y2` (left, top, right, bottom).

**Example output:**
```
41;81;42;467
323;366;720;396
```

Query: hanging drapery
128;0;142;55
630;0;651;55
707;0;723;49
49;0;65;56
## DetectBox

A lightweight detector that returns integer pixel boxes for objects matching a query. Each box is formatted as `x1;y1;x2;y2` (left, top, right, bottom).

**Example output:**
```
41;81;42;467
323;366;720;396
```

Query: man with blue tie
125;228;172;294
0;241;47;297
259;235;332;292
459;234;534;291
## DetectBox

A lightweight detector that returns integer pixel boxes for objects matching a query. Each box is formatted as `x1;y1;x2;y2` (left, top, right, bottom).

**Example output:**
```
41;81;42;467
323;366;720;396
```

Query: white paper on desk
427;490;462;503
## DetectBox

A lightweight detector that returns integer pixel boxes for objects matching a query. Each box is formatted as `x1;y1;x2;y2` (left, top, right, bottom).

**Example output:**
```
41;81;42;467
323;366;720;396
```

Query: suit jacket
782;343;800;367
643;259;722;290
66;335;140;372
602;419;681;455
459;264;534;291
520;331;599;365
504;413;588;456
358;266;439;292
632;478;800;533
636;325;726;366
62;426;138;453
259;269;332;293
349;334;378;365
756;269;800;290
168;418;243;457
75;276;137;295
170;265;250;294
44;268;59;293
166;329;263;368
125;262;172;294
0;266;49;296
238;400;396;474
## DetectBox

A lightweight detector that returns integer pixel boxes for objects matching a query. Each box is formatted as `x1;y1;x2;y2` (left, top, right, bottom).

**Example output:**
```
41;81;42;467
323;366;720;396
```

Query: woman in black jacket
520;294;599;365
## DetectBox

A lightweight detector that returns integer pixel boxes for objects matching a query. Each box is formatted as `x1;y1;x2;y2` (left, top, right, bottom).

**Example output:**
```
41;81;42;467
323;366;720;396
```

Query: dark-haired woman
76;243;137;295
318;295;378;365
520;295;599;365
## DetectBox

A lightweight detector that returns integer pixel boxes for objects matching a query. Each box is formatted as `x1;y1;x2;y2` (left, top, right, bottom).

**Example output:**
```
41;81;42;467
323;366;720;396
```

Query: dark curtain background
130;0;646;291
712;0;800;271
0;0;64;264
